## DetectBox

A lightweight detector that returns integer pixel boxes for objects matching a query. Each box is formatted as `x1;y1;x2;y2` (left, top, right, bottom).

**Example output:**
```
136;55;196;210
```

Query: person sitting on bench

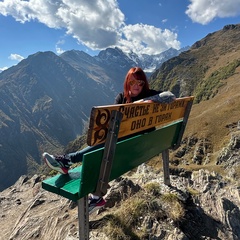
42;67;175;214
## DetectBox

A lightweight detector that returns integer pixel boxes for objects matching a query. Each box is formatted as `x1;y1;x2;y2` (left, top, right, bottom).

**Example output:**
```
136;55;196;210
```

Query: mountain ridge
150;24;240;100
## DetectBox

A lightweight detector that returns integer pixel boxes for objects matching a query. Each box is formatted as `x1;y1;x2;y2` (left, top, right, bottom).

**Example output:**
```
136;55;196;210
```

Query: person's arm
135;91;176;104
114;93;124;104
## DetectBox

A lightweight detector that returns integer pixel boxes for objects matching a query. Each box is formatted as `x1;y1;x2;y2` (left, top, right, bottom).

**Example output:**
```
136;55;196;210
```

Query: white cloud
0;0;179;55
56;47;65;54
0;0;240;56
162;19;168;24
186;0;240;25
55;0;125;49
8;53;24;61
0;0;124;49
119;24;180;55
55;39;65;54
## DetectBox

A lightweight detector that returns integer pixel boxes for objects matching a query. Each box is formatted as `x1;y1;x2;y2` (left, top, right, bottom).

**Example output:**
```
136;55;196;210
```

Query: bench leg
162;149;171;186
78;196;89;240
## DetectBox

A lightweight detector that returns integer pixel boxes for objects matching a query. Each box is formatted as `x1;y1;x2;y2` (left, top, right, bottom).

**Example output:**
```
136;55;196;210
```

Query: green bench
42;96;194;239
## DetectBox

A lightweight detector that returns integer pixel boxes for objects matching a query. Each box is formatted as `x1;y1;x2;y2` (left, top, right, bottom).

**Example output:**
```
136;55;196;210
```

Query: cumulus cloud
186;0;240;25
0;0;239;56
55;39;66;54
8;53;24;61
0;0;124;48
0;0;179;55
119;24;180;55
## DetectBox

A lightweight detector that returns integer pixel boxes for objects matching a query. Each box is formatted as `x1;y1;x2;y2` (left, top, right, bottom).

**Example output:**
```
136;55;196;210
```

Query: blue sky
0;0;240;71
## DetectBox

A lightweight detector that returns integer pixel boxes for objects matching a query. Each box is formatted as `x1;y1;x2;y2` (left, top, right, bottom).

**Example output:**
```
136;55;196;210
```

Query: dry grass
99;185;187;239
101;215;135;240
150;66;240;177
144;182;161;196
187;187;199;196
161;193;185;221
186;67;240;155
100;196;149;239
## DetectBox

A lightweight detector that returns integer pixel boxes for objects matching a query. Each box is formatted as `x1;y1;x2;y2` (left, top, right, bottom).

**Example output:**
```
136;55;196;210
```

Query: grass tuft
161;193;185;221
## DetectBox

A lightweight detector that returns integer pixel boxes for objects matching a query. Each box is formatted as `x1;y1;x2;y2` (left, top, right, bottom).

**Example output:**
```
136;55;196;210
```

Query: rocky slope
150;24;240;102
1;158;239;239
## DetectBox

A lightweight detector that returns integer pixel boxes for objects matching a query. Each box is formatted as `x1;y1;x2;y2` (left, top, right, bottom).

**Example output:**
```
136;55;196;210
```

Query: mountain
140;47;190;73
150;24;240;101
147;24;240;178
0;51;116;191
0;47;185;191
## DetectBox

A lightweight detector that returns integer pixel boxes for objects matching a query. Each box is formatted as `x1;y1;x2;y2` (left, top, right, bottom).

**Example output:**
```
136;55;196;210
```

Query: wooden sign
87;96;194;146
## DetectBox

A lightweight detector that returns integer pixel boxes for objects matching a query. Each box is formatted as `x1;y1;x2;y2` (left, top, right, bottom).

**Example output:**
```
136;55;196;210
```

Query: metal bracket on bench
93;110;123;197
172;100;193;150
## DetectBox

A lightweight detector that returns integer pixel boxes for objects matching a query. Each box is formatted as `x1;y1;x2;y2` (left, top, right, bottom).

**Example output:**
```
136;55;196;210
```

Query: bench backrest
87;97;194;146
79;120;183;198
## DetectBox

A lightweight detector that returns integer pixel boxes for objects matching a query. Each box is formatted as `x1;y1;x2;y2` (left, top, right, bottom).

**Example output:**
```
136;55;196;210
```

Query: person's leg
68;144;106;210
43;143;104;174
88;194;106;214
67;143;104;163
43;144;107;213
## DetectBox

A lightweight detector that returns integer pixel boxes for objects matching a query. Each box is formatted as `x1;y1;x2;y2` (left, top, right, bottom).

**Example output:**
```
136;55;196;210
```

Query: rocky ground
1;166;239;240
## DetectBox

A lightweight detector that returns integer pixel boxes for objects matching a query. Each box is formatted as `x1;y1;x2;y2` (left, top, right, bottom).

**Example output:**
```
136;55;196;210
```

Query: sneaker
43;152;72;174
88;196;106;214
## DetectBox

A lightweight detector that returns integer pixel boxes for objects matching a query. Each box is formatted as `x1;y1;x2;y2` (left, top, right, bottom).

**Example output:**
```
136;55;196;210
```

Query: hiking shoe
43;152;72;174
88;197;106;214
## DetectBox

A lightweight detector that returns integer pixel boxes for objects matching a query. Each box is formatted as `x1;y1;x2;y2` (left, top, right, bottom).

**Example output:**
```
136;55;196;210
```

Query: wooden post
78;196;89;240
162;149;171;186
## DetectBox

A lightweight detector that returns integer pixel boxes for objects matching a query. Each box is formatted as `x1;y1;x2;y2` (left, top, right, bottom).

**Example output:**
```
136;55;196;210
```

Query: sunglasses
129;79;145;87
